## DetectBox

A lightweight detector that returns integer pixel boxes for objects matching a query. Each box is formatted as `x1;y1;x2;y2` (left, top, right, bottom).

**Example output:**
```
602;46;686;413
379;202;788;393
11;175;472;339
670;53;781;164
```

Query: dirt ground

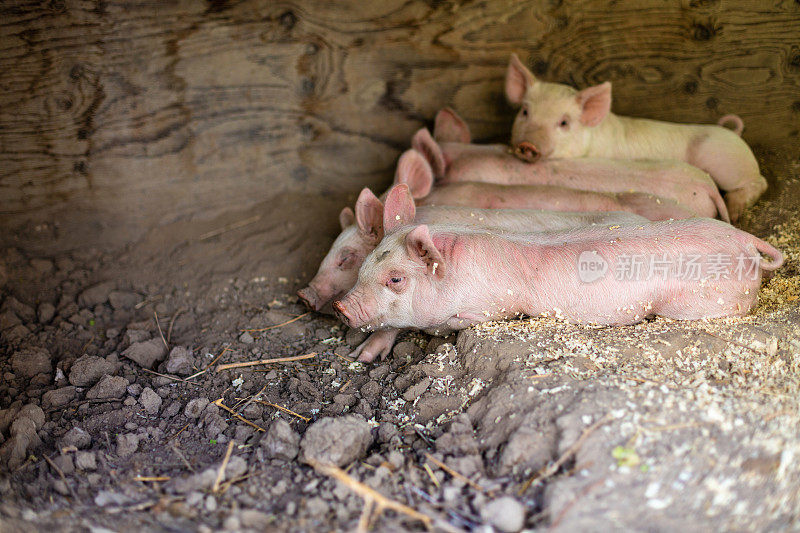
1;154;799;532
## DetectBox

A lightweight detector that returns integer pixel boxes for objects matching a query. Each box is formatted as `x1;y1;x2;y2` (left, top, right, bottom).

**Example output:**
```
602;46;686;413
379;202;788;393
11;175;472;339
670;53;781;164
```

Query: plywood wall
1;0;799;251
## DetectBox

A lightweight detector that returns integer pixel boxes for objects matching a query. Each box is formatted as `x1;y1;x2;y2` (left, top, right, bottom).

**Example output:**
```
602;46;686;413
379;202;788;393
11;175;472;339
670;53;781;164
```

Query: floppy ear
354;188;384;241
405;225;445;278
383;184;417;233
411;128;446;178
434;107;471;143
339;206;355;229
506;53;536;105
577;81;612;127
394;150;433;199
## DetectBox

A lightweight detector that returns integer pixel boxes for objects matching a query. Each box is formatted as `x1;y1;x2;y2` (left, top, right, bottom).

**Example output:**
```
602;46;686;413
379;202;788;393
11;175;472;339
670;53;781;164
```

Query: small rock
75;451;97;470
30;258;54;274
300;415;372;467
0;310;21;330
52;479;71;496
261;419;300;461
393;341;423;361
107;290;141;310
345;327;368;347
124;329;150;344
0;417;41;469
164;346;194;376
42;386;76;409
86;375;129;399
185;397;210;418
378;423;399;443
51;454;74;475
402;377;431;402
3;297;35;323
239;332;254;344
123;339;167;369
60;427;91;449
38;303;56;324
139;387;162;415
226;455;248;479
11;348;52;378
16;404;45;429
240;509;274;529
360;381;383;403
69;355;116;387
480;497;526;533
78;281;116;308
116;433;141;458
205;495;217;512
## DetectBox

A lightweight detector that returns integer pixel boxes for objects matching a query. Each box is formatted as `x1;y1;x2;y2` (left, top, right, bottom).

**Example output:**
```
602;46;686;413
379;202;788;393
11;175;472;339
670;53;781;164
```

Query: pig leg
687;130;767;221
349;329;400;362
724;179;769;223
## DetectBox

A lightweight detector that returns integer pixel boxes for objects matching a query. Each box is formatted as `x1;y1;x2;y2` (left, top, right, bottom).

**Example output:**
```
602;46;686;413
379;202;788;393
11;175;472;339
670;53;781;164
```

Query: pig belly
535;276;758;326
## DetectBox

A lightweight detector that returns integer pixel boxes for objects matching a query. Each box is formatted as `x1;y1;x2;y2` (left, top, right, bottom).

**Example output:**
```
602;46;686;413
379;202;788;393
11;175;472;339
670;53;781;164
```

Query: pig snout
297;286;321;311
514;141;540;163
332;300;354;327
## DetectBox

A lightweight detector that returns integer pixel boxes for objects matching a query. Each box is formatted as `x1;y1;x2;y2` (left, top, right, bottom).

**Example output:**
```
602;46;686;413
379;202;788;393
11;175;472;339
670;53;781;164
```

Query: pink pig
334;216;782;334
396;148;693;221
415;110;729;222
504;53;766;221
299;185;647;361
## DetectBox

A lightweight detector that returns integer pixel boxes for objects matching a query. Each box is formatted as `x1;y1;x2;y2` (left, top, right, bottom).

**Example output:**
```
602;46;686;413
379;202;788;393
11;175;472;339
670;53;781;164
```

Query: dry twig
199;214;261;241
167;307;186;344
154;311;169;351
216;352;317;372
310;460;432;532
241;311;311;332
213;399;266;432
424;453;488;494
253;399;310;422
44;454;76;498
212;441;235;493
519;412;612;495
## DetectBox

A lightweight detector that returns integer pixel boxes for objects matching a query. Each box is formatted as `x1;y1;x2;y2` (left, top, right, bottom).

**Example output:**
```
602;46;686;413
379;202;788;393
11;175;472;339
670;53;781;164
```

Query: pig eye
385;275;406;293
337;252;355;269
521;107;528;117
558;116;570;129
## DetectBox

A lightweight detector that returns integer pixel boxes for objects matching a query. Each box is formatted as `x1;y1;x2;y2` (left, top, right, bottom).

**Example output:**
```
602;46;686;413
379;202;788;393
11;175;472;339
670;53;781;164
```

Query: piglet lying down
334;219;783;335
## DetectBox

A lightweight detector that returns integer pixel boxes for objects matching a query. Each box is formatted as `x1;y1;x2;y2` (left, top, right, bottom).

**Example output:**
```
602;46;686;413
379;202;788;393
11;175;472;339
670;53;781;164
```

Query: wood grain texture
1;0;798;251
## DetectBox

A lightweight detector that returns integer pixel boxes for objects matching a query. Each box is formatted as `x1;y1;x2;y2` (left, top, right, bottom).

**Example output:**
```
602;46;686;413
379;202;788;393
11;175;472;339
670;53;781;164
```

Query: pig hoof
350;337;392;363
514;142;540;163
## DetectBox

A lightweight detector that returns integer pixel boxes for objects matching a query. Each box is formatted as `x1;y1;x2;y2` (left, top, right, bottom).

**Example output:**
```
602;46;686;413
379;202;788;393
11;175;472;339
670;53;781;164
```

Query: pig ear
339;207;355;229
394;150;433;199
577;81;612;127
434;108;471;143
411;128;446;178
506;53;536;105
354;188;384;242
383;184;417;233
405;225;445;278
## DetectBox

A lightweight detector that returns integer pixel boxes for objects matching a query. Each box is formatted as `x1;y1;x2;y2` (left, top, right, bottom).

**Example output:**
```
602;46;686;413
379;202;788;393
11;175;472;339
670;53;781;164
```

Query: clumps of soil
1;209;799;530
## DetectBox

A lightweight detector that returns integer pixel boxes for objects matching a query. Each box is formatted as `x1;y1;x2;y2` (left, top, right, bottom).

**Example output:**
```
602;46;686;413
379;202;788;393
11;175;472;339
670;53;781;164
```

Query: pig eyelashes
385;274;407;293
337;251;357;269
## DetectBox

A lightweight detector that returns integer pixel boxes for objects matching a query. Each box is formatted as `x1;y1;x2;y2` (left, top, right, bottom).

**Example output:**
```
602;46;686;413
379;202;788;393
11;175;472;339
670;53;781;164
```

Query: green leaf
611;445;641;467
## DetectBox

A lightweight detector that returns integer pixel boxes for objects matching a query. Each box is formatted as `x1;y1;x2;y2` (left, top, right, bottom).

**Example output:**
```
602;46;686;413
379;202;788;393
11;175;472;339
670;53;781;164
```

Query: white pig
504;53;767;221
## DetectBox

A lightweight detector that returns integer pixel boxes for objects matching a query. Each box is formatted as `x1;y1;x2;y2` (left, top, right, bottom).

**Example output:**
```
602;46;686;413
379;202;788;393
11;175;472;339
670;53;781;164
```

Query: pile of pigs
299;54;784;363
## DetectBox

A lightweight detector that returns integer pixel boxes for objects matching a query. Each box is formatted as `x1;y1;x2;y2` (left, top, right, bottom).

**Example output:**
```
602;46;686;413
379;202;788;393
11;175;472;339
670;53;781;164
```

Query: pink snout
332;300;354;327
297;286;321;311
514;141;540;163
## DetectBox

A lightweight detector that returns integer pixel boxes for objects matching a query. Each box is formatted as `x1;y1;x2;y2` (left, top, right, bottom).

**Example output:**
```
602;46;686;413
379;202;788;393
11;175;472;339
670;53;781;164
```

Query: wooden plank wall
1;0;799;251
